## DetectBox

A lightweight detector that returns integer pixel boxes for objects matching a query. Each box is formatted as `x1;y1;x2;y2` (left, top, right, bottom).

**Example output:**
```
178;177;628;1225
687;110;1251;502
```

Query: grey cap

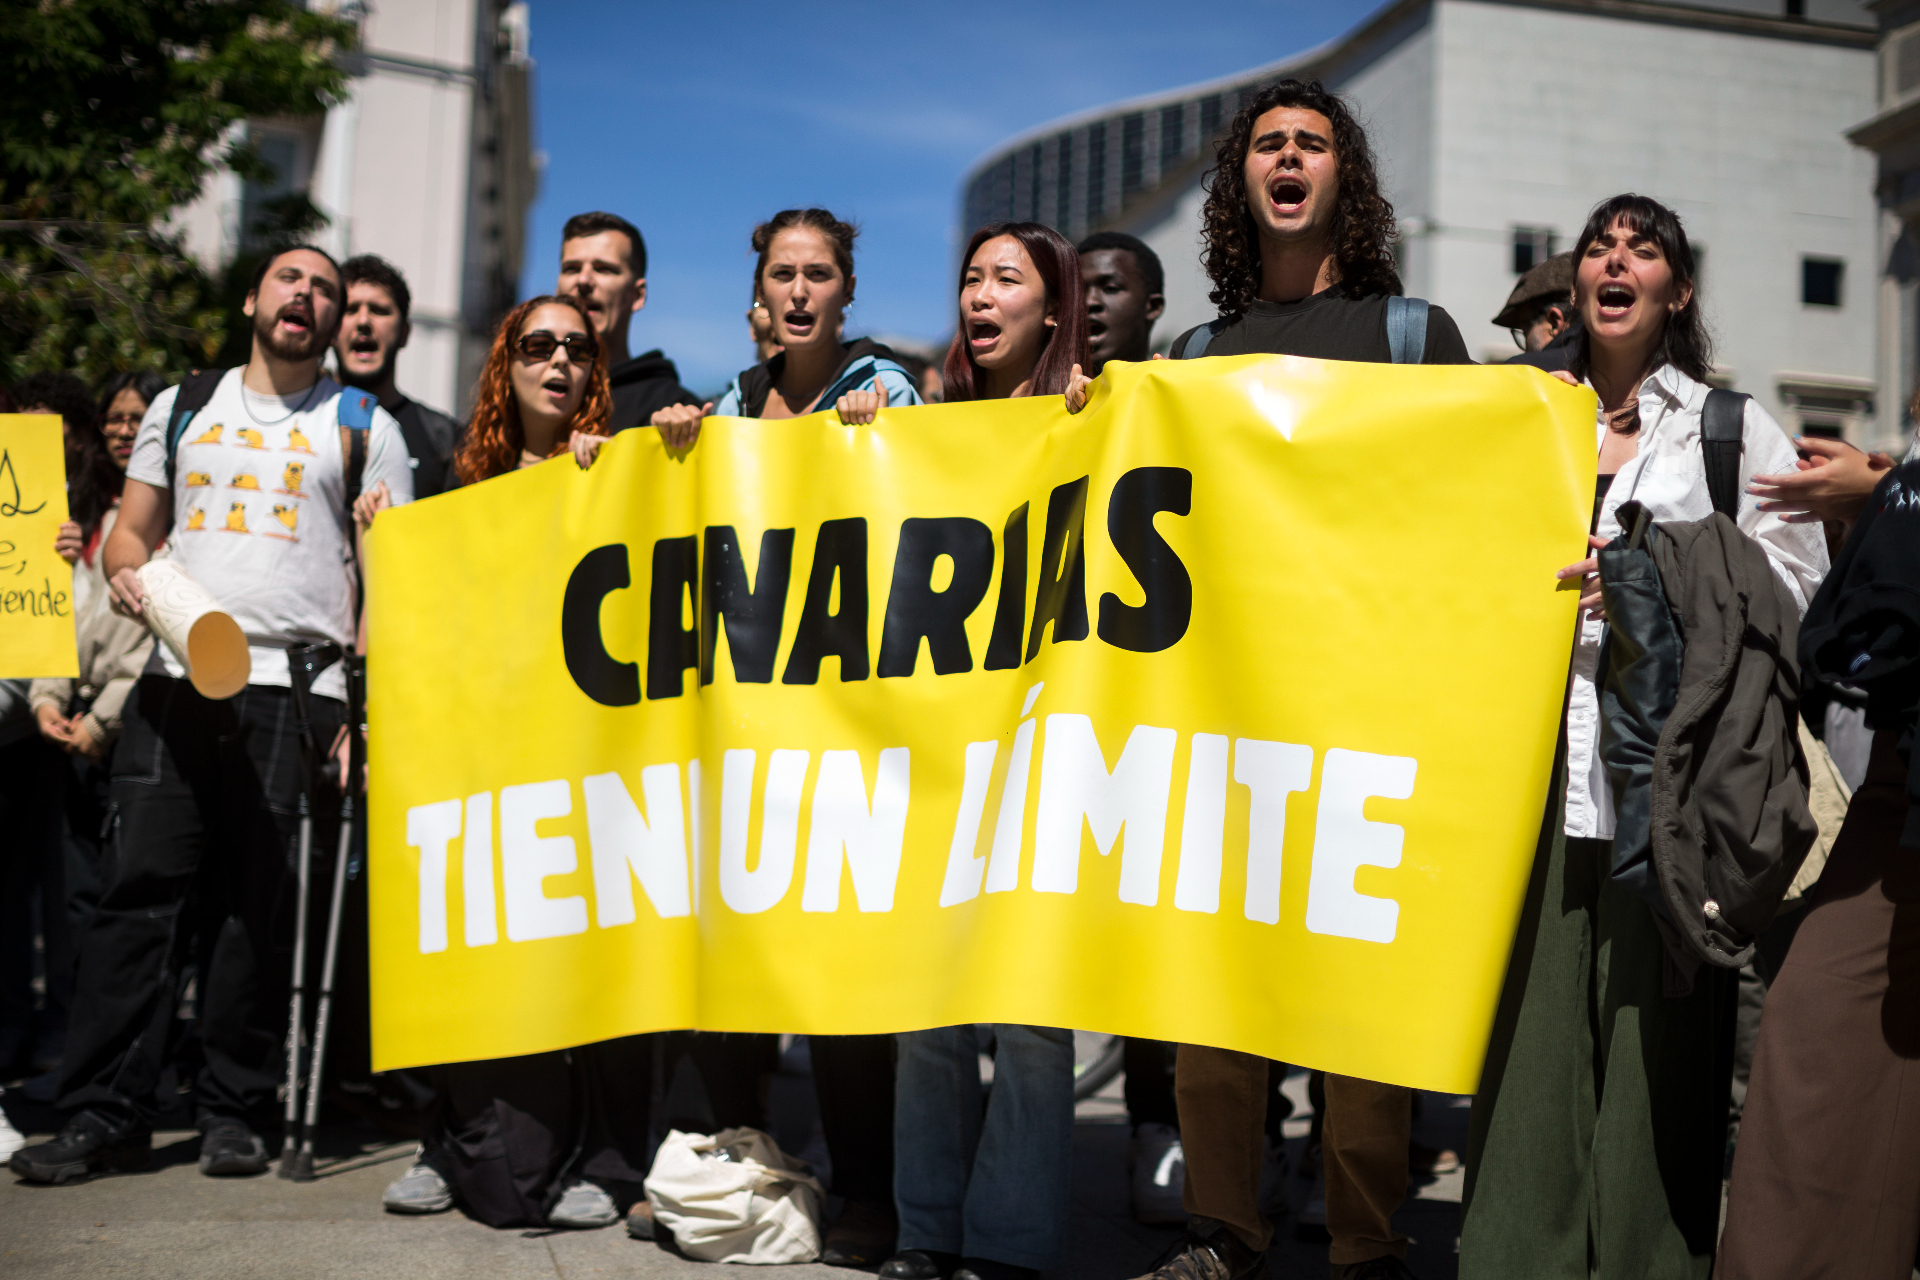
1493;251;1575;329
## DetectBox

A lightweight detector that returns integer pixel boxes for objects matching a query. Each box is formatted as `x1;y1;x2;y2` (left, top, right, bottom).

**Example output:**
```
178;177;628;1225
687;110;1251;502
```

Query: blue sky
519;1;1384;396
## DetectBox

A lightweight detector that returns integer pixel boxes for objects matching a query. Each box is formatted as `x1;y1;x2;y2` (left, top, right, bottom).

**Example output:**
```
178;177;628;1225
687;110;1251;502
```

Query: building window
1086;122;1107;222
1121;113;1145;196
1511;226;1556;275
1802;258;1843;307
241;130;303;248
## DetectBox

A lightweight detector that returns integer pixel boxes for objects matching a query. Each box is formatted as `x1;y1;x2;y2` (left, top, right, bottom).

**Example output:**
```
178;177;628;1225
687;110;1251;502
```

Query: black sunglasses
515;330;598;362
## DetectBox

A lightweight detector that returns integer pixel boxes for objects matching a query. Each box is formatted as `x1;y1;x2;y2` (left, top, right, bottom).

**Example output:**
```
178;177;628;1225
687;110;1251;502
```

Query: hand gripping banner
365;356;1595;1093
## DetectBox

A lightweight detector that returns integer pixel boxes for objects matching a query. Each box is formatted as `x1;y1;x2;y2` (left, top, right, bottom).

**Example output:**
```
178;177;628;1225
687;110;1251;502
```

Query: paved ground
0;1037;1469;1280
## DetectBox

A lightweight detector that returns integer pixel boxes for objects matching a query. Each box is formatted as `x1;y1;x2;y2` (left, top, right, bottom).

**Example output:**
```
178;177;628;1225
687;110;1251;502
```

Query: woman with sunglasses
881;221;1089;1280
369;295;647;1230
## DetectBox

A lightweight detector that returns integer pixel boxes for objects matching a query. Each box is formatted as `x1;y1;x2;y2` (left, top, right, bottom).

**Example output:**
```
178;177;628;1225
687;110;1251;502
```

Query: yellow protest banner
0;414;77;678
365;356;1594;1094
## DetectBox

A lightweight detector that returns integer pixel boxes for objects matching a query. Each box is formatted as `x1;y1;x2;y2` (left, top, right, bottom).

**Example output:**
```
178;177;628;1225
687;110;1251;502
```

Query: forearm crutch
286;652;365;1182
280;641;342;1178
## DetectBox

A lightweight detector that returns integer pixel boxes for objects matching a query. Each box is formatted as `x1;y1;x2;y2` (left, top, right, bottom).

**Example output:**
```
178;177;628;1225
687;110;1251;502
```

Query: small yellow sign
365;357;1595;1093
0;414;77;678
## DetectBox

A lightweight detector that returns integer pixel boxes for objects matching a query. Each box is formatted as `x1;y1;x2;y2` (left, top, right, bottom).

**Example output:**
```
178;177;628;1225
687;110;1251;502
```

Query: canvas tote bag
644;1127;825;1263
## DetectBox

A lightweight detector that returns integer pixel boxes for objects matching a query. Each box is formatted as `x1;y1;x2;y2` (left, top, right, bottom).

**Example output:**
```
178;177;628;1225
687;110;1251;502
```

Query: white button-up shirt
1563;363;1829;838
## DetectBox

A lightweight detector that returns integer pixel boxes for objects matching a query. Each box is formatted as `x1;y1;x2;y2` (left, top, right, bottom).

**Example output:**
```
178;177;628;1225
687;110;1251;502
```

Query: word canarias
559;468;1195;705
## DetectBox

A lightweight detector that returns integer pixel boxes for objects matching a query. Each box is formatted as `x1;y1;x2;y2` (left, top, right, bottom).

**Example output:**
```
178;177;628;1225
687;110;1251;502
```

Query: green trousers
1461;768;1735;1279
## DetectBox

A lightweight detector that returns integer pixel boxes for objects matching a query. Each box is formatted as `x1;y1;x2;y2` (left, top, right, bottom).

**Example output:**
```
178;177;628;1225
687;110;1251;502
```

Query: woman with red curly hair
456;294;610;482
369;295;647;1232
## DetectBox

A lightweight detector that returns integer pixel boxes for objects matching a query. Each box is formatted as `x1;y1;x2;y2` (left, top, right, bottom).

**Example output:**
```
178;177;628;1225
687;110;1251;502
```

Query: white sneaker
0;1097;24;1159
549;1177;619;1229
383;1158;454;1214
1129;1121;1186;1224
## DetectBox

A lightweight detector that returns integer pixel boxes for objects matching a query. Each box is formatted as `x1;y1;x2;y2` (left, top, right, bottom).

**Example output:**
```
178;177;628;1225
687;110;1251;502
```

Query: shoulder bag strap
1700;389;1748;521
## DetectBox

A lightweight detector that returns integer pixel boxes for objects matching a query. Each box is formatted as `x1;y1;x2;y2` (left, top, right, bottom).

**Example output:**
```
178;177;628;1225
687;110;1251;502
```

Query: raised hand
53;520;83;565
652;402;713;450
836;380;889;426
1064;363;1093;414
571;432;611;469
1749;436;1894;529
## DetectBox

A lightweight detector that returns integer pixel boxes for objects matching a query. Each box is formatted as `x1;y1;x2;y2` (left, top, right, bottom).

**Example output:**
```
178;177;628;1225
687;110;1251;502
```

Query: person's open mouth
1596;282;1636;319
277;303;313;336
785;310;815;337
543;373;572;401
969;320;1001;353
1269;175;1309;214
1088;318;1109;339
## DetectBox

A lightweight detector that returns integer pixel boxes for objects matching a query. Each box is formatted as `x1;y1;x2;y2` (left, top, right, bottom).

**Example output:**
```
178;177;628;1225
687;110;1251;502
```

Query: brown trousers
1717;732;1920;1279
1176;1044;1409;1265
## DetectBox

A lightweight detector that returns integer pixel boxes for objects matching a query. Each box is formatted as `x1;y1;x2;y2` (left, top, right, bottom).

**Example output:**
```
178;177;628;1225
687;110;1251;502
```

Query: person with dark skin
1079;225;1188;1228
1079;231;1165;373
334;255;463;498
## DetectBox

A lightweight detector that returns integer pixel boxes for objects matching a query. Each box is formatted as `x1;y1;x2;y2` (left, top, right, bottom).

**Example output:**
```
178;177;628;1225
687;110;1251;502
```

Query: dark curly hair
1198;79;1401;318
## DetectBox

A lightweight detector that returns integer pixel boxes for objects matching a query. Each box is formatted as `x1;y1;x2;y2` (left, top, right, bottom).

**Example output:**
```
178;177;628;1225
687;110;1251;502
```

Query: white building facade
962;0;1888;446
174;0;538;419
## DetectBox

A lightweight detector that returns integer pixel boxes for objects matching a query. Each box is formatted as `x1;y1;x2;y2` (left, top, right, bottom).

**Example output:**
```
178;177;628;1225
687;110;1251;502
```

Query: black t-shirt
1175;290;1473;365
389;396;463;498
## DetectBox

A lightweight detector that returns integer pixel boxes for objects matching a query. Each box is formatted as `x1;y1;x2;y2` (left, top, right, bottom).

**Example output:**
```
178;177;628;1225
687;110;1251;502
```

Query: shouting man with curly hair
1131;81;1471;1280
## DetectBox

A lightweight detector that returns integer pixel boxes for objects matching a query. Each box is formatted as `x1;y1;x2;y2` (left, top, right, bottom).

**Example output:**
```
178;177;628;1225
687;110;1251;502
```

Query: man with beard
11;245;415;1185
334;254;462;497
556;211;702;431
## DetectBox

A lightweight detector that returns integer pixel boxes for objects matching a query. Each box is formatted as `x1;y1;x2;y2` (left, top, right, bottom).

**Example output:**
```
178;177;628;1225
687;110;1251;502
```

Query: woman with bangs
457;293;611;482
367;294;656;1232
881;222;1089;1280
1460;195;1827;1278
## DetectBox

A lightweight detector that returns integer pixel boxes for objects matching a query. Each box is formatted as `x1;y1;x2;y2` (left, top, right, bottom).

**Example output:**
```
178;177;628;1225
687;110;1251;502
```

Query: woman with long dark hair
879;221;1087;1280
1460;195;1827;1277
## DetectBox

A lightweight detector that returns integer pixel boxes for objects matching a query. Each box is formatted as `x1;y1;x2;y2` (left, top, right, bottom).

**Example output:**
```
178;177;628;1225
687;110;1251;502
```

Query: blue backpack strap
1174;318;1229;359
163;368;230;493
337;388;376;511
1700;389;1748;521
1386;296;1430;364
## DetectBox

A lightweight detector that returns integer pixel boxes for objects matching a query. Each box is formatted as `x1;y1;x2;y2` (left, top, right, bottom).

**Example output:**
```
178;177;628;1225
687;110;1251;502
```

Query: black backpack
163;369;376;518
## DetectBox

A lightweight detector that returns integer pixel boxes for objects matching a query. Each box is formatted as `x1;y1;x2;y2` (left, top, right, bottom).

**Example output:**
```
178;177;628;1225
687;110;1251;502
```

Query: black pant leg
810;1033;895;1205
576;1035;655;1201
195;683;343;1130
1123;1038;1179;1130
0;737;64;1070
57;677;210;1128
687;1032;774;1130
426;1053;578;1227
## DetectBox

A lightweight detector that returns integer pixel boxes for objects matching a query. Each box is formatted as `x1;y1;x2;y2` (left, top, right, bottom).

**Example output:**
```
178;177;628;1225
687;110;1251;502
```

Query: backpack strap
1386;296;1430;365
337;388;376;513
163;368;230;493
1174;318;1230;359
1701;389;1748;521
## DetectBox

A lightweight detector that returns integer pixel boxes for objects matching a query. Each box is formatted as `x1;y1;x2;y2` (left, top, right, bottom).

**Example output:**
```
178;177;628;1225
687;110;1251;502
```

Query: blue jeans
894;1024;1075;1270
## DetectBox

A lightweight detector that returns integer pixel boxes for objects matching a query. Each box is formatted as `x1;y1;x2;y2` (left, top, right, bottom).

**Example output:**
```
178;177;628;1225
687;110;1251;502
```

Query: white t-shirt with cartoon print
128;369;414;701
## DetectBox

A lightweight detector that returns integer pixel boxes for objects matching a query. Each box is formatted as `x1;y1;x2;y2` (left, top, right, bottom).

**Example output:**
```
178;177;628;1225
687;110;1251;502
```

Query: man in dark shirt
556;211;701;431
335;255;462;497
1143;79;1465;1280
